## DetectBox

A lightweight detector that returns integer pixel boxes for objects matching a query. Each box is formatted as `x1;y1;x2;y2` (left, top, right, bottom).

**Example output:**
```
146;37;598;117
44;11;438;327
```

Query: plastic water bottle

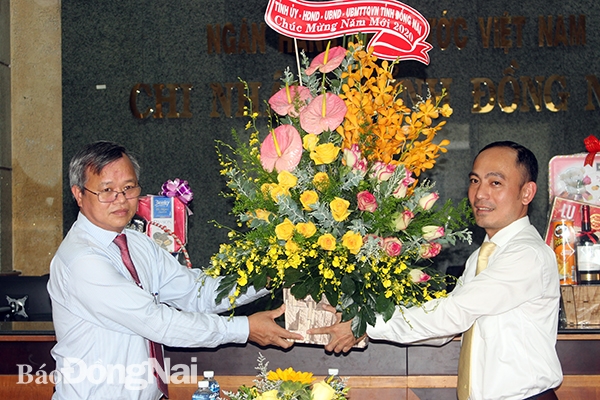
203;370;220;400
327;368;343;391
327;368;340;381
192;380;212;400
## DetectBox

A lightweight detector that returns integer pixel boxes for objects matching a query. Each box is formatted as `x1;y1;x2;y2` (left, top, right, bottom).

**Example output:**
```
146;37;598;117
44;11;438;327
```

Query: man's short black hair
478;141;538;184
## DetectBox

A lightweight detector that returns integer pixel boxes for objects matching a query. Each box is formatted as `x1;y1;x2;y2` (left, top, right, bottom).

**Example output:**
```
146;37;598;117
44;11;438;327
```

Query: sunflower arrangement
222;353;348;400
206;41;472;337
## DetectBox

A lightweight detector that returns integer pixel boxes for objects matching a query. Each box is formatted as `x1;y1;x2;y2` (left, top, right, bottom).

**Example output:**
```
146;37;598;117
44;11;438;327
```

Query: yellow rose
254;209;272;222
310;143;340;165
275;218;295;241
269;185;290;202
312;381;336;400
277;170;298;189
330;197;351;222
342;231;363;254
296;221;317;238
256;389;280;400
317;233;337;251
303;133;320;151
261;183;276;198
300;190;319;210
313;172;330;191
285;240;299;253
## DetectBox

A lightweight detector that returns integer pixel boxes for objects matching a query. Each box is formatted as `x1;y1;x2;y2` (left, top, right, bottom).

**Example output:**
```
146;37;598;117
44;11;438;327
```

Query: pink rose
419;192;439;210
392;210;414;231
392;181;409;199
409;269;431;283
422;225;445;241
383;237;403;256
419;242;442;259
354;157;368;173
370;161;396;182
342;144;368;173
357;190;378;212
343;144;360;167
393;167;416;198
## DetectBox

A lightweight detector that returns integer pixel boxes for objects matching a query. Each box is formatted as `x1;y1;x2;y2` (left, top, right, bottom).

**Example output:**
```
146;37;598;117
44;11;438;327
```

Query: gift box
136;195;188;253
548;153;600;205
544;197;600;247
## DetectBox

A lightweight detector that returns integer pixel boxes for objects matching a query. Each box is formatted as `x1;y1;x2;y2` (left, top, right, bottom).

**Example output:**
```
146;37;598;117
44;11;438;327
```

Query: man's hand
307;304;366;353
247;304;304;348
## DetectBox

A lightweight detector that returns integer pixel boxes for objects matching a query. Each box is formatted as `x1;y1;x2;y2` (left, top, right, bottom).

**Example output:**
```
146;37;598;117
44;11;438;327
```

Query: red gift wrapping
544;196;600;247
136;195;188;253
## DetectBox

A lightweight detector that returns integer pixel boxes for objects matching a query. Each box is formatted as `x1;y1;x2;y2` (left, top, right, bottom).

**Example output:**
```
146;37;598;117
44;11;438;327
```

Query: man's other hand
307;304;366;353
248;304;304;348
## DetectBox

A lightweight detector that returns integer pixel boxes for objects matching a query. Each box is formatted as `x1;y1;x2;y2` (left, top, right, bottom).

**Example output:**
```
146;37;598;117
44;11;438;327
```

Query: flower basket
206;40;472;338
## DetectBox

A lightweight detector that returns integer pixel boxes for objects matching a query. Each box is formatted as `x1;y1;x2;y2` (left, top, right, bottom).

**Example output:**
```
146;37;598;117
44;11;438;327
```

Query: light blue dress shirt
48;213;265;400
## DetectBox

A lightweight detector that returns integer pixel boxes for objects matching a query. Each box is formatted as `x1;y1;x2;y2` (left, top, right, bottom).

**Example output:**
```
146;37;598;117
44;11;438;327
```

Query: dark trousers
523;389;558;400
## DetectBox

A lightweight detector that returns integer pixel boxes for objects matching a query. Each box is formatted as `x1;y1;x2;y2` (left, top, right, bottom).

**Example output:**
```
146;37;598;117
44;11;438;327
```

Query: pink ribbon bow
160;179;193;205
584;135;600;166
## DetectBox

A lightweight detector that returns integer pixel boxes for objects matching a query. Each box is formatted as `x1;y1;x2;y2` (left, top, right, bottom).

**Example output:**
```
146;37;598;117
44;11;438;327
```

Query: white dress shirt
367;217;563;400
48;213;266;400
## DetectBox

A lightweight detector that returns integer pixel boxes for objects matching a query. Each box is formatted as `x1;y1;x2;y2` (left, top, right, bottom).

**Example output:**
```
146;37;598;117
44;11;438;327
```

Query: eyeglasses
83;185;142;203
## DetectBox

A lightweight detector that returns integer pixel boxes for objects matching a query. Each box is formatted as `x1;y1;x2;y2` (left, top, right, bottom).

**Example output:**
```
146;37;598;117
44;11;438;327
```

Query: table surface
2;320;600;339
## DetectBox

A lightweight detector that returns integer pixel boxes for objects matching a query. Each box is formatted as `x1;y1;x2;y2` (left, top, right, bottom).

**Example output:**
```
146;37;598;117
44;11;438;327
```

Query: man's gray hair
69;141;141;189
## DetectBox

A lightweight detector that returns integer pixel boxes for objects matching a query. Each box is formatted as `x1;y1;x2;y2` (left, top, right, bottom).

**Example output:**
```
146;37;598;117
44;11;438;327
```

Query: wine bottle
576;204;600;285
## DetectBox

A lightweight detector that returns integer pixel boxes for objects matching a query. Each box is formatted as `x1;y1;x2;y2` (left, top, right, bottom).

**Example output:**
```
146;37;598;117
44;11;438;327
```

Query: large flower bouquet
206;41;472;337
222;353;348;400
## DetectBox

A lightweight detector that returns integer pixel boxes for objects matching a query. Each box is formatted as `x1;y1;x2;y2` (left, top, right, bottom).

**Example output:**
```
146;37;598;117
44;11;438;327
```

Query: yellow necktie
457;241;497;400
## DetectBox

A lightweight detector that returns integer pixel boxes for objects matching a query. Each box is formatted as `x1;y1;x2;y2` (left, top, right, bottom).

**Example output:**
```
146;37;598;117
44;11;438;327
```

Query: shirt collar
484;216;530;248
77;212;124;248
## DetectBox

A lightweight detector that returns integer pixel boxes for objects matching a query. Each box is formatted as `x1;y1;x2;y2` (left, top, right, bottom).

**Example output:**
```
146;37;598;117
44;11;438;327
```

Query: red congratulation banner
265;0;433;64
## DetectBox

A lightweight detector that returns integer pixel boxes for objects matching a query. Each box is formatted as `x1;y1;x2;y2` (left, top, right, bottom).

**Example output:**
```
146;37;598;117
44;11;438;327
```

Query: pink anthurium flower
268;84;312;117
260;124;303;173
299;93;347;135
305;45;347;75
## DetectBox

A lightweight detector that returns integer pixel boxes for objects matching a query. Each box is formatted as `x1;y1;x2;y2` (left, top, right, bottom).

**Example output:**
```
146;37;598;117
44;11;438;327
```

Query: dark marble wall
62;0;600;269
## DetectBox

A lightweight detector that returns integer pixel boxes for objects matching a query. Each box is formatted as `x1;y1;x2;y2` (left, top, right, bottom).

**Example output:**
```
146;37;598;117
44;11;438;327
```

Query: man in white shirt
311;141;563;400
48;141;303;400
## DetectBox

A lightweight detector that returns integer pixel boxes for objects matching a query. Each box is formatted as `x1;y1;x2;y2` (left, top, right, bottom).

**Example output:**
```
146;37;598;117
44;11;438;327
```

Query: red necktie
114;234;169;398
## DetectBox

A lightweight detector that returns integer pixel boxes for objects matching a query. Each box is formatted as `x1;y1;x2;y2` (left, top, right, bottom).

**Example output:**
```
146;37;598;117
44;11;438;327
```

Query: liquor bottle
203;370;220;400
576;205;600;284
192;380;212;400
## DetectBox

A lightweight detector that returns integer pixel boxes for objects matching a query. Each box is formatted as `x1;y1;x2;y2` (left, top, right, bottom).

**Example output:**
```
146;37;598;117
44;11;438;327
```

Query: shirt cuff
366;314;390;340
226;315;251;343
